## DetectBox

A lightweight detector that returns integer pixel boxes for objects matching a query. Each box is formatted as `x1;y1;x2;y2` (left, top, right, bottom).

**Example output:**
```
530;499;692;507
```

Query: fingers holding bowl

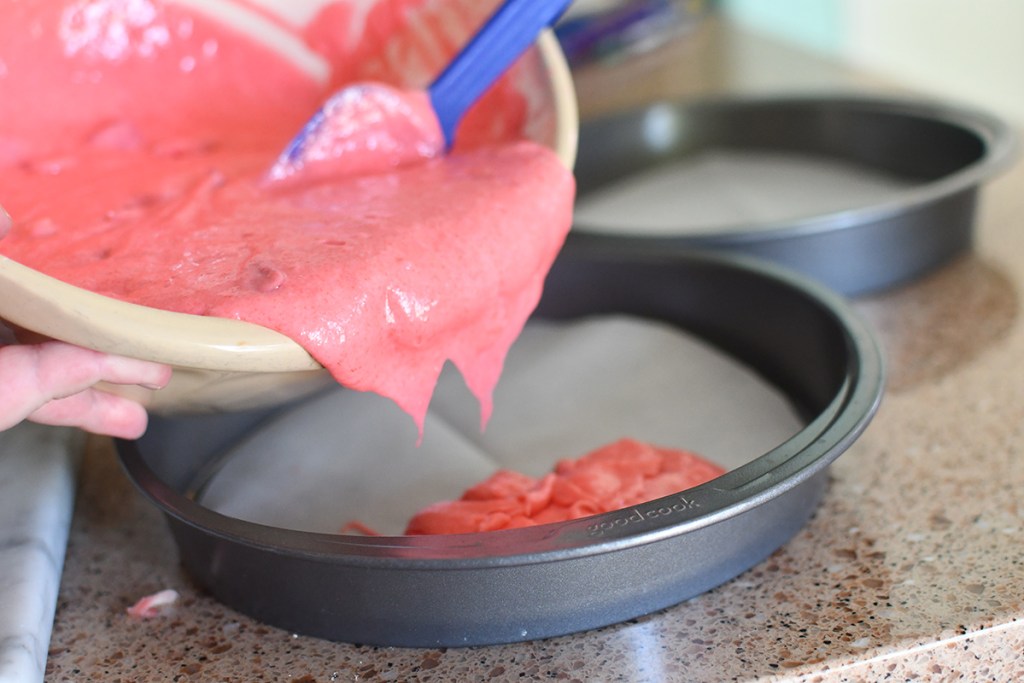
0;341;172;438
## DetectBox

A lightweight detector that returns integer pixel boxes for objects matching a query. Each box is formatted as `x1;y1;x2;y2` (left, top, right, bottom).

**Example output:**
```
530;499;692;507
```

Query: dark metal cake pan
570;95;1015;295
117;246;884;647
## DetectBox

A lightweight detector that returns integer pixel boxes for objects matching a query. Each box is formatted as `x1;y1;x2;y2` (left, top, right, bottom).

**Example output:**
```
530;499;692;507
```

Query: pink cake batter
0;1;575;431
403;439;726;534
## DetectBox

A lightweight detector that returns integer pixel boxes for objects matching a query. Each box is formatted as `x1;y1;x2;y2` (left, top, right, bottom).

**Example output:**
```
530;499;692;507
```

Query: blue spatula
270;0;573;181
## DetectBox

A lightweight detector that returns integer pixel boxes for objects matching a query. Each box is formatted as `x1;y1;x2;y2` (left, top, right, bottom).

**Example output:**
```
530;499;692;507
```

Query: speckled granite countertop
45;20;1024;683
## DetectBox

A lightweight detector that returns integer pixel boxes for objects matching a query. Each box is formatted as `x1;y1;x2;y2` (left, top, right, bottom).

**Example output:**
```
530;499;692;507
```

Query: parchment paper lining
198;314;804;535
574;150;914;235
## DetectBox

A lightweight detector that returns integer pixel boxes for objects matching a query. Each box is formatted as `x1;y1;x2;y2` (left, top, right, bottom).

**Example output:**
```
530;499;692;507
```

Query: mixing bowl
0;0;578;413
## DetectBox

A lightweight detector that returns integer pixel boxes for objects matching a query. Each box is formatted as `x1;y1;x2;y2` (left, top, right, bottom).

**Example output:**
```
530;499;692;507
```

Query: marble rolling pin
0;424;82;683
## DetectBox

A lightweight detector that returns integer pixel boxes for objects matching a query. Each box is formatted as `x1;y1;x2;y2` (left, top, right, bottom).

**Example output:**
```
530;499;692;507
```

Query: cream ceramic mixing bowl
0;1;578;413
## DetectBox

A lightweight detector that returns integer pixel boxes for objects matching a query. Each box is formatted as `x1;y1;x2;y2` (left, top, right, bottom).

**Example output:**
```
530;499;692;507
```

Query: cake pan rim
116;248;885;569
571;92;1018;244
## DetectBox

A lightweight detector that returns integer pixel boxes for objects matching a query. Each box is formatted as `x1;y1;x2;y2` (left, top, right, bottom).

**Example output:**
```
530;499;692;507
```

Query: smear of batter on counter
126;588;180;619
342;438;726;535
0;0;575;433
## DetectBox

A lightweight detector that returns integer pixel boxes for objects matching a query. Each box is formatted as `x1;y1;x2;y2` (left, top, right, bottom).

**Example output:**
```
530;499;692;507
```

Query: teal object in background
717;0;843;55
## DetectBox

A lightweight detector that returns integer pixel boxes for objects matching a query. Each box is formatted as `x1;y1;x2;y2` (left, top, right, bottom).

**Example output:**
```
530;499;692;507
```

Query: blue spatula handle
428;0;573;148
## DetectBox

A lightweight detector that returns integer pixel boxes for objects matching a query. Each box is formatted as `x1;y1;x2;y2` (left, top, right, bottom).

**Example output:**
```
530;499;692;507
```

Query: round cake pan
570;95;1016;295
117;247;884;647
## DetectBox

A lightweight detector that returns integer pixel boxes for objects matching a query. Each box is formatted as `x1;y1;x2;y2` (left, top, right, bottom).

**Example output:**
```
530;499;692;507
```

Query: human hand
0;340;172;439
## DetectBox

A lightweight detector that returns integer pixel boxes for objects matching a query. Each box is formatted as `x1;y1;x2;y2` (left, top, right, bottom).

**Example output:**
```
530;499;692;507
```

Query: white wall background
719;0;1024;124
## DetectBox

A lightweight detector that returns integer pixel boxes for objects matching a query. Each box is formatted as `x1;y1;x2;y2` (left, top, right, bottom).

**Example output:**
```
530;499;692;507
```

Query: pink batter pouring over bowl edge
0;0;578;434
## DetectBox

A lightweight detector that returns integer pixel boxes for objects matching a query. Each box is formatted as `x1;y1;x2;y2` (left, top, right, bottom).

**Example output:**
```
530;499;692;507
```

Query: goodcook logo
586;495;702;537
